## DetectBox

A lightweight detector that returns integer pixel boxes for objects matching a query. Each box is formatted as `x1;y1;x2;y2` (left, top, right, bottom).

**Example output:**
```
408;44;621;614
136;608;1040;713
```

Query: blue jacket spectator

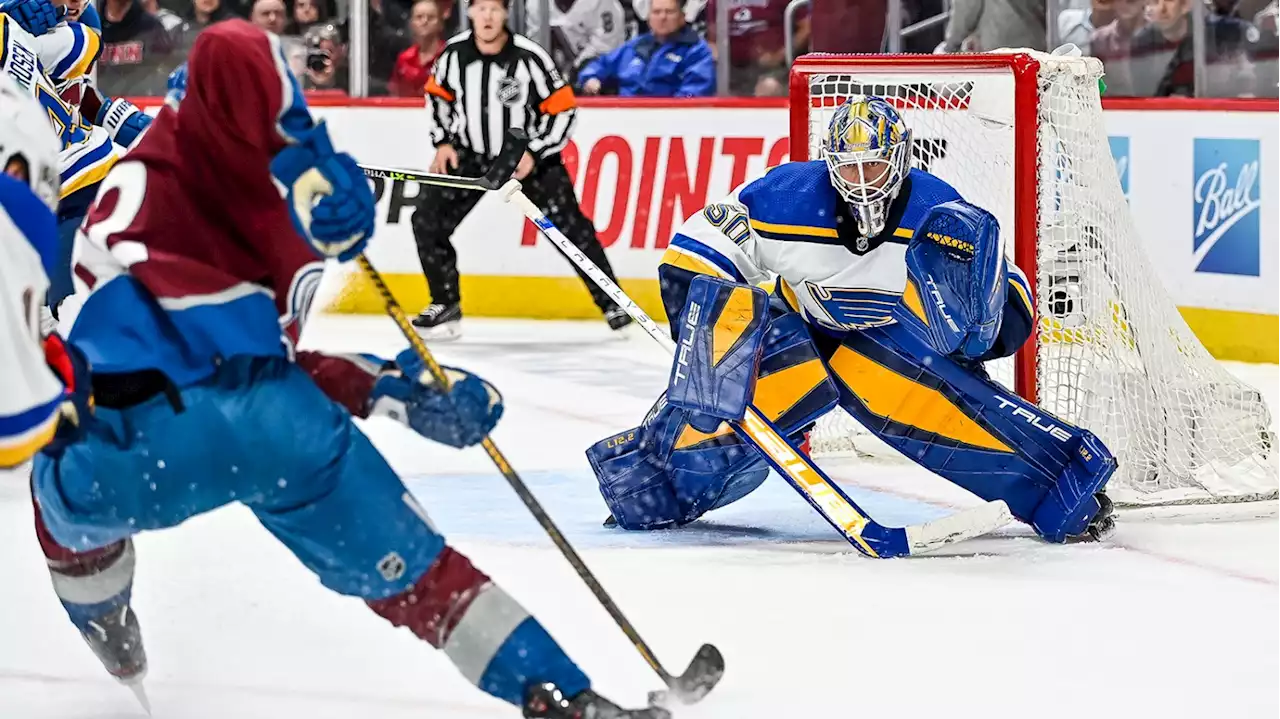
578;0;714;97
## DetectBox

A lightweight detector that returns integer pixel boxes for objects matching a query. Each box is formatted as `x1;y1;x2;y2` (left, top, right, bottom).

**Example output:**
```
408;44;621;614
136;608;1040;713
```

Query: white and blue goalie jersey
659;160;1034;338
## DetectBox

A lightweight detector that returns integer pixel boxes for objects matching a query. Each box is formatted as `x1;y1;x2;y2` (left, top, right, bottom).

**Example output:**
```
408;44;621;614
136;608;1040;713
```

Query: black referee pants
410;147;622;313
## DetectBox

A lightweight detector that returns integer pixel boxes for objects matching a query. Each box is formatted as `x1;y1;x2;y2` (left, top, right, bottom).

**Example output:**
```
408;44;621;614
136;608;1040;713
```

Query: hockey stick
501;180;1015;559
353;254;724;705
359;128;529;191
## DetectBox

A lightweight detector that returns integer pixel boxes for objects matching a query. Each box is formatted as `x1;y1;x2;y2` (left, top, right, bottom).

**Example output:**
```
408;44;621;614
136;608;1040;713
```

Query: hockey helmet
0;73;61;212
822;96;913;238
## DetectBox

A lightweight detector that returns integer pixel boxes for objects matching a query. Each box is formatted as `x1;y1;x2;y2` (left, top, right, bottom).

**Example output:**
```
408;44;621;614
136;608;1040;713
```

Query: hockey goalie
587;97;1119;545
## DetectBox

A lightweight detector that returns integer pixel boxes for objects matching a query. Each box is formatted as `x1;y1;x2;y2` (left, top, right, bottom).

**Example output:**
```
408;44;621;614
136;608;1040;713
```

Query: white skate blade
125;679;151;715
414;320;462;342
905;499;1015;555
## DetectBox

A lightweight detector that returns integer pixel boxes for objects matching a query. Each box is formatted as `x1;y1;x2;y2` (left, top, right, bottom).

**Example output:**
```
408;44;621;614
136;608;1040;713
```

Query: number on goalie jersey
588;96;1117;545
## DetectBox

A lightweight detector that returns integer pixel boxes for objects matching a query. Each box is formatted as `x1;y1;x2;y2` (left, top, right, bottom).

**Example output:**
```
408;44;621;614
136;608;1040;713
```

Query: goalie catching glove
367;348;504;448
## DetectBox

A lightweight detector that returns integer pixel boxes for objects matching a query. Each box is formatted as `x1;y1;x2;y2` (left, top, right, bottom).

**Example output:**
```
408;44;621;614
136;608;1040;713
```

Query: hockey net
791;51;1277;506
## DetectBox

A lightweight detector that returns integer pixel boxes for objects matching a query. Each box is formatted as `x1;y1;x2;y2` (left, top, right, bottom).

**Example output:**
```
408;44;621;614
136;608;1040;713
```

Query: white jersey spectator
942;0;1048;52
525;0;626;74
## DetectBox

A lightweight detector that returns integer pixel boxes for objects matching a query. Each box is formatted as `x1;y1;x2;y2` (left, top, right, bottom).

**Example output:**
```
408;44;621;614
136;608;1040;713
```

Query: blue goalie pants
589;304;1115;543
32;356;588;704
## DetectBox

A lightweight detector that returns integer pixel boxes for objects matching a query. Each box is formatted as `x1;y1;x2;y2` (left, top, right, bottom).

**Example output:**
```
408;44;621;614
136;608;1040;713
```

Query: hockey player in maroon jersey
30;19;667;719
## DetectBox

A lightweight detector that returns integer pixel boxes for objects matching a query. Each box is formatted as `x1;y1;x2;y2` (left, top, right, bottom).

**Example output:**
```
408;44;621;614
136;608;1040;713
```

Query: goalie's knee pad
587;307;838;529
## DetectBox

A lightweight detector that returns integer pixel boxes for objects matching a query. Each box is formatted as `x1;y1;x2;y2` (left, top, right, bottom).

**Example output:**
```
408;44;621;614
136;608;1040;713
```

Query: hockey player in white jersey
587;97;1118;545
525;0;626;76
0;72;81;468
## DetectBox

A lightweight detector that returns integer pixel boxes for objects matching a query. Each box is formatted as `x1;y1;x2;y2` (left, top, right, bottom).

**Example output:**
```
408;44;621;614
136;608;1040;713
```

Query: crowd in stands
91;0;1278;98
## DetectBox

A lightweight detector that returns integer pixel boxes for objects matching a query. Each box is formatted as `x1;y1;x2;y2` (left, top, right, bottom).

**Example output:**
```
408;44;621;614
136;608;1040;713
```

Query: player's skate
412;302;462;341
81;603;151;711
523;682;670;719
1069;492;1115;543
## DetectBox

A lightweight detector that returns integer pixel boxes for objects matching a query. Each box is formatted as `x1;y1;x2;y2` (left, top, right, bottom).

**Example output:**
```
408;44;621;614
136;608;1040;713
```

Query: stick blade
670;643;725;704
905;499;1014;555
481;129;530;189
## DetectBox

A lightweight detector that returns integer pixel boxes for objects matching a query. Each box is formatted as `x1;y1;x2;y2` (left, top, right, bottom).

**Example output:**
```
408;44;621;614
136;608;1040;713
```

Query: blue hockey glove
270;121;375;262
367;349;504;448
95;97;152;148
0;0;64;35
165;63;188;109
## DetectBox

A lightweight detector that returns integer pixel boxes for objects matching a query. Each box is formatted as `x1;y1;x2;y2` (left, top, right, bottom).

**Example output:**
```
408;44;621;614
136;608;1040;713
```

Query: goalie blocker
589;202;1117;544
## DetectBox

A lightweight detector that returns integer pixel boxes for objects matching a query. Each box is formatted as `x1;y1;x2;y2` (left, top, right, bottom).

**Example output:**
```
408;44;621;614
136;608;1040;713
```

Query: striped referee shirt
425;30;577;160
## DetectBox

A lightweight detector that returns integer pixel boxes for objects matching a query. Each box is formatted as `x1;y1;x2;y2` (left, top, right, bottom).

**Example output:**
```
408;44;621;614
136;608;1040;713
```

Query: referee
410;0;632;340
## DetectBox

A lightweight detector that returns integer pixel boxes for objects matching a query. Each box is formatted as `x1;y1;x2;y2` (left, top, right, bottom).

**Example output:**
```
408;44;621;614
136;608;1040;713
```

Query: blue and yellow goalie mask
822;96;913;238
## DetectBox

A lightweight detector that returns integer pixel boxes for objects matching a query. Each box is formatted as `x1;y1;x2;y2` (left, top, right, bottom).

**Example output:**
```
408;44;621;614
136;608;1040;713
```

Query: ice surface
2;317;1275;719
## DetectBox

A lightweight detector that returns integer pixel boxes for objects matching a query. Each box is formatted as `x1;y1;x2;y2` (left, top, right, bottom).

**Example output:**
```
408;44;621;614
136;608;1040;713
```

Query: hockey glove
367;348;504;448
94;96;152;149
270;121;375;262
165;63;188;109
41;333;92;457
0;0;64;35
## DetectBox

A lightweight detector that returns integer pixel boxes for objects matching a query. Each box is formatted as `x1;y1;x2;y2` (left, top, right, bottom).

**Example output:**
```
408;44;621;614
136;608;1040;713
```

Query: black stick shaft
354;255;677;687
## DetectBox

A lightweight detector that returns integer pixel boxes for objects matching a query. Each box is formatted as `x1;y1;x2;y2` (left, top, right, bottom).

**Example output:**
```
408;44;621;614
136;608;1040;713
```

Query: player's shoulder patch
738;161;840;244
898;168;965;234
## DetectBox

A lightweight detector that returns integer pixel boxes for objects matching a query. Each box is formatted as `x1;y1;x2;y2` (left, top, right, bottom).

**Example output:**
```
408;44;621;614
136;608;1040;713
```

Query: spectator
526;0;627;81
810;0;881;54
705;0;808;96
1129;0;1255;95
185;0;235;27
98;0;177;95
388;0;447;96
1060;0;1117;53
942;0;1047;52
302;21;348;90
1090;0;1144;93
288;0;327;34
1253;0;1277;94
250;0;286;32
578;0;714;96
359;0;416;94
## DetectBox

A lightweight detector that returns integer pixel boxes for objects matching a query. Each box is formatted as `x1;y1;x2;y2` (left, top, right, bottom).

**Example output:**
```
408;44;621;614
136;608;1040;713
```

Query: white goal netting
796;51;1277;506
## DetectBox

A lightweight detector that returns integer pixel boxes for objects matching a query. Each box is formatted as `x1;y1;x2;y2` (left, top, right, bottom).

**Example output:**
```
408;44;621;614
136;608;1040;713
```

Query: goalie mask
0;74;61;212
822;97;913;238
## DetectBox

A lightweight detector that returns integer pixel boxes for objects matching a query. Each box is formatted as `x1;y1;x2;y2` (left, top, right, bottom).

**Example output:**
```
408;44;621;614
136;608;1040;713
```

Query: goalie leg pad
823;322;1116;543
667;275;771;427
904;200;1007;361
589;305;838;529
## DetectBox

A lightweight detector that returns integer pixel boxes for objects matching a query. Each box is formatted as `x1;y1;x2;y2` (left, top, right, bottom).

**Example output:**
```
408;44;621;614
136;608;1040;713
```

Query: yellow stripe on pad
711;286;758;367
827;346;1011;452
752;358;829;422
893;227;914;239
674;422;734;450
902;278;928;325
749;219;838;239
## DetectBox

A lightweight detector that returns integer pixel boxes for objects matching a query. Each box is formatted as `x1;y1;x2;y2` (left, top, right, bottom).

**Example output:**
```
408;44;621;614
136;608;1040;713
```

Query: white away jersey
1;15;119;204
660;161;1033;333
0;176;63;468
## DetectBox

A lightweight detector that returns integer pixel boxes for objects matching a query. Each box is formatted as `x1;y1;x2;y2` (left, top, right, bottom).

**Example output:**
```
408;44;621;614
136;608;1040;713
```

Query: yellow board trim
749;219;839;239
711;286;757;367
752;358;830;422
0;412;59;469
327;273;1278;363
902;278;928;325
827;346;1012;452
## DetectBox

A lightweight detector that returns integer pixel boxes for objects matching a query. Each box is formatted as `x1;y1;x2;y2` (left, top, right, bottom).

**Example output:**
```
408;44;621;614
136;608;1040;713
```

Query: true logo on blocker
1193;138;1261;276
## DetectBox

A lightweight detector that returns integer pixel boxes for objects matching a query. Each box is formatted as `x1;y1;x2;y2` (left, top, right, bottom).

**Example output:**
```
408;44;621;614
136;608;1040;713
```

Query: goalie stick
501;180;1015;559
359;128;529;190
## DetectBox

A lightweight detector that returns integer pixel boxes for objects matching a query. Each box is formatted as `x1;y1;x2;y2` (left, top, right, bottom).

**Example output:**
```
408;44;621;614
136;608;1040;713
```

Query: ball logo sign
1108;136;1130;198
1193;138;1261;276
